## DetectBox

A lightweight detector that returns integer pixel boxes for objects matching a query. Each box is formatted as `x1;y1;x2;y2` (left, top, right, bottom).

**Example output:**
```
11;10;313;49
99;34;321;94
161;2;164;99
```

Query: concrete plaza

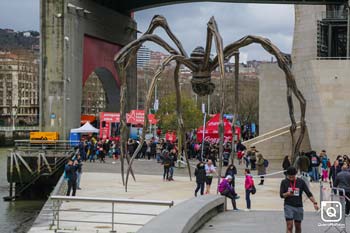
29;159;342;233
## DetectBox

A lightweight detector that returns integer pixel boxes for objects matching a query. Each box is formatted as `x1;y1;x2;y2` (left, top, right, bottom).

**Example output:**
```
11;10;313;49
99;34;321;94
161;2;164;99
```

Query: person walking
168;148;177;181
205;160;216;194
65;159;78;196
256;153;266;185
329;159;341;188
225;164;237;188
334;164;350;216
310;151;320;182
320;151;330;182
194;162;206;196
75;154;83;190
218;175;239;211
249;146;257;170
244;169;254;211
162;150;171;181
156;139;164;163
280;166;319;233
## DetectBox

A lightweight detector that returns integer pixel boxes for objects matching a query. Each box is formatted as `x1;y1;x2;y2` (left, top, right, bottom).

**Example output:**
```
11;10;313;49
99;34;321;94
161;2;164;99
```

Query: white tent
70;122;99;133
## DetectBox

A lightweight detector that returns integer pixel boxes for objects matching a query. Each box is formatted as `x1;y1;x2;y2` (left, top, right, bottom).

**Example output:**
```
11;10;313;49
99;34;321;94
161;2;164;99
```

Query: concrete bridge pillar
40;0;137;139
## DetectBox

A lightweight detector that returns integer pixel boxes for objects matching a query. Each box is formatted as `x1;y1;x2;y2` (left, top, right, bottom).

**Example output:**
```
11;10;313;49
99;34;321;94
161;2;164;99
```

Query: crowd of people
63;135;350;233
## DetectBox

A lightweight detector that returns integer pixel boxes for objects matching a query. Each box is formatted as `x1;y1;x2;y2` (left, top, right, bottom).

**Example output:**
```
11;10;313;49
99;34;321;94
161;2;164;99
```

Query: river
0;148;45;233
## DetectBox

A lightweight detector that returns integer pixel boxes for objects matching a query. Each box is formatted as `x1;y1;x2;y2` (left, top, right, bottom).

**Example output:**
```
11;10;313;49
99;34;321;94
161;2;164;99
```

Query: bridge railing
14;140;80;152
0;126;40;131
50;195;174;233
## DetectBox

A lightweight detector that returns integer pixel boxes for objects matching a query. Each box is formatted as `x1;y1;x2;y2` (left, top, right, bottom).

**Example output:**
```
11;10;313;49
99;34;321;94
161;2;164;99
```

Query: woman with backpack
244;169;255;211
256;153;266;185
218;175;239;211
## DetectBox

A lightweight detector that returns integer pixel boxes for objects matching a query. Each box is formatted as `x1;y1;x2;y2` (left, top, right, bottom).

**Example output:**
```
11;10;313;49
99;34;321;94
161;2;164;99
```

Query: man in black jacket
65;159;78;196
334;164;350;216
280;166;319;233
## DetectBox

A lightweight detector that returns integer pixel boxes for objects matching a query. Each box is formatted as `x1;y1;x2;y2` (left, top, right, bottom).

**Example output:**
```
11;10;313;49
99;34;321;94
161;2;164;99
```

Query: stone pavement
198;210;350;233
29;158;326;233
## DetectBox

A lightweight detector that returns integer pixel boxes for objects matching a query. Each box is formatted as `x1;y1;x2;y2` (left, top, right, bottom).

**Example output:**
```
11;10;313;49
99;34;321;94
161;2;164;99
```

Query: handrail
50;195;174;206
243;121;301;145
249;126;301;146
50;195;174;232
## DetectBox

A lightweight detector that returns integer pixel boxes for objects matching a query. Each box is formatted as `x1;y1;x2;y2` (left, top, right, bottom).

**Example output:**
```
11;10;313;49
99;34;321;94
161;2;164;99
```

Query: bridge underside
40;0;137;139
92;0;346;13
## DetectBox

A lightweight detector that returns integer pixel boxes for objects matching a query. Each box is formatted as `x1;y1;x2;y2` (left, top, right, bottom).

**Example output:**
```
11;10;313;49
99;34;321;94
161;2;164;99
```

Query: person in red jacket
244;169;254;211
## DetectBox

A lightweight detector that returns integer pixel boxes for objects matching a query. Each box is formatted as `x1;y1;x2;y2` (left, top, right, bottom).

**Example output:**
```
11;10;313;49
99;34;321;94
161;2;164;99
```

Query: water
0;148;45;233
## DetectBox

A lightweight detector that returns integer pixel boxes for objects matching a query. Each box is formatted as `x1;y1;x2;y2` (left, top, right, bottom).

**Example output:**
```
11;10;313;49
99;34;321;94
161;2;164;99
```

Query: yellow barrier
30;132;59;143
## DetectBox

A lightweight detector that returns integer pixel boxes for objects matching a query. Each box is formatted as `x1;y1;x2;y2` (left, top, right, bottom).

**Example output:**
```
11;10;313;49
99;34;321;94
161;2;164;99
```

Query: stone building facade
259;5;350;158
0;50;39;126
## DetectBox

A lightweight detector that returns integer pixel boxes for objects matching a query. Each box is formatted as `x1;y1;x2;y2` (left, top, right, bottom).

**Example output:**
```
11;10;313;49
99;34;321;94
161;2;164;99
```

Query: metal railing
320;184;349;233
0;126;39;131
50;195;174;233
14;140;80;152
321;10;347;20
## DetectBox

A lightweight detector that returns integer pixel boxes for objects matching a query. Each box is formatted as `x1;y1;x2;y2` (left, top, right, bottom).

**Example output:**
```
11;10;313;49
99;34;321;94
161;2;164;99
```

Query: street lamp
12;105;18;130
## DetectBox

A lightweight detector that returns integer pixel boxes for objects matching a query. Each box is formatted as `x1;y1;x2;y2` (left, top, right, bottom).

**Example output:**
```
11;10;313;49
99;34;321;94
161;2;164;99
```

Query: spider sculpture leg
115;15;198;188
210;35;306;163
207;17;226;184
115;61;128;185
145;15;187;57
173;62;192;181
123;55;192;191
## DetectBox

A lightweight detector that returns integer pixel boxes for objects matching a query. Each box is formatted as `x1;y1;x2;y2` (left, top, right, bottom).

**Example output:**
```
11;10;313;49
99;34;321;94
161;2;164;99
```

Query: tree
156;93;203;131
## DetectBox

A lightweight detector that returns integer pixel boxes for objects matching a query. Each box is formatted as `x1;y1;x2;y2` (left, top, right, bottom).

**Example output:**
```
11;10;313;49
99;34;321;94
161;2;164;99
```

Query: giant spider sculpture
114;15;306;191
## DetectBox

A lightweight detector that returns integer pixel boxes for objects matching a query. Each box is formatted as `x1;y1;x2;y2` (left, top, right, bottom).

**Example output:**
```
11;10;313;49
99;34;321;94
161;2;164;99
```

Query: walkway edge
137;195;225;233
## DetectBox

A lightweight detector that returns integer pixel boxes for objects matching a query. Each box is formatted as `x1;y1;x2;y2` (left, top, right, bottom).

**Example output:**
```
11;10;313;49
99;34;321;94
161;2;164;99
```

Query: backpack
263;159;269;168
218;179;226;193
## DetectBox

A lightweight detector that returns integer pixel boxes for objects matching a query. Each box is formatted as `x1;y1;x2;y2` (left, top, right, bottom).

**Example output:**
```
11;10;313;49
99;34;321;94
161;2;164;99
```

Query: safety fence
50;195;174;233
320;183;349;233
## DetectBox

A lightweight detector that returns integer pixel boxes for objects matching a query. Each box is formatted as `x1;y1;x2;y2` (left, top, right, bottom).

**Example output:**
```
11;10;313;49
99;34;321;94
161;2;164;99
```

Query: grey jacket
334;171;350;192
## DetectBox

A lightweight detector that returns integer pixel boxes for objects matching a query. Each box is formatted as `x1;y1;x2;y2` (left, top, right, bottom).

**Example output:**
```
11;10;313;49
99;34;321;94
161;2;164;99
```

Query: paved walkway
29;158;326;233
198;210;349;233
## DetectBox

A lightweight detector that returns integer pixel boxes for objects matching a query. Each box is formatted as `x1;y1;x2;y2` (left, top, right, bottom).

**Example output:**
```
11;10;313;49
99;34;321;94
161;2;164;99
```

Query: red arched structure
83;35;121;86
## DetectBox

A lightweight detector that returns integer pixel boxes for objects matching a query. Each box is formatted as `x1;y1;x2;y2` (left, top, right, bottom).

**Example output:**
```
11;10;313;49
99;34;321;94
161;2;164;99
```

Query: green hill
0;29;39;50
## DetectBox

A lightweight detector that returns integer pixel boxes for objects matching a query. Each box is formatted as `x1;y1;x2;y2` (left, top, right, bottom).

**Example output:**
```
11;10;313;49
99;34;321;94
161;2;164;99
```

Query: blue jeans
156;153;161;163
245;189;251;209
169;166;174;179
76;172;81;188
312;167;319;181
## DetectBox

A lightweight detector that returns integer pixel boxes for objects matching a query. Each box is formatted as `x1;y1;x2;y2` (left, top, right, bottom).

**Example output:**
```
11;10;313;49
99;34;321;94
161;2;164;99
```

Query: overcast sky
135;3;295;62
0;1;294;61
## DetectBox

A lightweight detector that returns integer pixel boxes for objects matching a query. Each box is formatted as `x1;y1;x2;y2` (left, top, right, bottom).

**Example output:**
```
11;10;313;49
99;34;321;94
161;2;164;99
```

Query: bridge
99;0;347;13
40;0;349;140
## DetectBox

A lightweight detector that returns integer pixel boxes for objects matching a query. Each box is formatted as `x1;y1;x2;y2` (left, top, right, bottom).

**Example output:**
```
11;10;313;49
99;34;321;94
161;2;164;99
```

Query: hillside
0;29;39;50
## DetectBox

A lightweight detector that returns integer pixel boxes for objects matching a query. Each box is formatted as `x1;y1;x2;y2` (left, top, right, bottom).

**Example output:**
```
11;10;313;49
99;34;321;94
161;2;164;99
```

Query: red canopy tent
197;114;240;143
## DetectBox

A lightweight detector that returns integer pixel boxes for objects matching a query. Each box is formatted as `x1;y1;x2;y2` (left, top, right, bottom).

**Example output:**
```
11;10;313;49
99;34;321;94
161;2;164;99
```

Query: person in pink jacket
245;169;254;210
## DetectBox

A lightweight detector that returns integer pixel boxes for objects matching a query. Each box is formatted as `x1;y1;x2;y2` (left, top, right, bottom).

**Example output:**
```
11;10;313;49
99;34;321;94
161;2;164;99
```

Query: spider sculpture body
114;15;306;191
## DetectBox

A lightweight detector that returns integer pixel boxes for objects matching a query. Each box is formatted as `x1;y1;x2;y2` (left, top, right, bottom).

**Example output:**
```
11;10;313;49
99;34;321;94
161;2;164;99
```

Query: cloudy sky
135;3;295;62
0;1;294;61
